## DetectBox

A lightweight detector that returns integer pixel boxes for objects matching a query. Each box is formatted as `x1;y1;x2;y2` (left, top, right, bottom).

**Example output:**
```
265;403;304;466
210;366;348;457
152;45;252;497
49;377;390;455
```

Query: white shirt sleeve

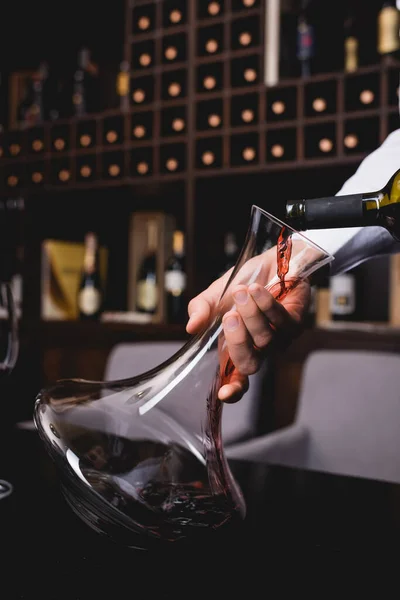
304;128;400;273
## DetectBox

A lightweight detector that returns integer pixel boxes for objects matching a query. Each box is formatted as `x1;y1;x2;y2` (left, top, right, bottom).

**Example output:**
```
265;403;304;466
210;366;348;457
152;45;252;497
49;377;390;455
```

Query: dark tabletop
1;426;400;598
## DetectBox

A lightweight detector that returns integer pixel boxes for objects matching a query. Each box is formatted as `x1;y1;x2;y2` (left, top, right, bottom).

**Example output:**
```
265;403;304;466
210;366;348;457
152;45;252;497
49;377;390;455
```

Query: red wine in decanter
219;225;294;390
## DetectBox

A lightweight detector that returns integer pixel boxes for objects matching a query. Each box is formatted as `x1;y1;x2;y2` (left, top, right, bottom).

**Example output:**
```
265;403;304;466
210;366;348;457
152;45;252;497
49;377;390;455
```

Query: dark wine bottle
136;219;158;315
285;168;400;241
77;232;103;320
377;0;400;61
72;47;100;117
19;62;48;128
296;1;315;77
165;230;186;324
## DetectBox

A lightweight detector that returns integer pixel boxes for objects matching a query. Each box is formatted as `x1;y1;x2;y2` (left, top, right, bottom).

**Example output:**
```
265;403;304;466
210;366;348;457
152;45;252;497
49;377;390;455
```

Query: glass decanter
33;206;333;550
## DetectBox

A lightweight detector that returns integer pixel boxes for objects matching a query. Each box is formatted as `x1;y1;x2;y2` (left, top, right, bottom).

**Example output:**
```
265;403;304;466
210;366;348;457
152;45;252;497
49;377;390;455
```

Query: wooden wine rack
0;0;399;196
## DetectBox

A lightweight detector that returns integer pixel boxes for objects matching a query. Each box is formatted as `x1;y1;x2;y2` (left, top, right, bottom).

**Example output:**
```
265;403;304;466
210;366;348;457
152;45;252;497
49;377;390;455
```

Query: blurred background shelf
0;0;399;424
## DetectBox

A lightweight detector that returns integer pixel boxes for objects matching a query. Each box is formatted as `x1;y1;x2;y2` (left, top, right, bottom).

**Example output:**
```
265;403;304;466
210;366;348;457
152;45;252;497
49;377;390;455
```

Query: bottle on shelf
116;60;130;112
72;47;99;117
218;232;239;277
77;232;103;320
377;0;400;62
136;219;159;315
165;230;187;324
344;11;359;73
296;0;315;77
18;62;48;128
285;168;400;241
329;273;357;322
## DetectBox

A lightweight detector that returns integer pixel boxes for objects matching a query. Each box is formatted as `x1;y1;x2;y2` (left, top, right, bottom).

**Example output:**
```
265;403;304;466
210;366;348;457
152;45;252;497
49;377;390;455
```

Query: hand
186;259;311;403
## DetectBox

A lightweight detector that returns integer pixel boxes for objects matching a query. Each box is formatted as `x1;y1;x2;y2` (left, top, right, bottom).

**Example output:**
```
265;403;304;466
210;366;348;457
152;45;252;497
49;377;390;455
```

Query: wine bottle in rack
163;1;187;28
131;112;153;140
165;230;187;324
230;55;260;87
196;99;223;130
296;0;315;77
197;25;224;56
266;128;297;162
196;137;223;168
131;147;153;176
162;33;187;64
132;4;155;34
78;232;103;321
232;0;259;10
162;70;187;100
304;123;336;158
344;12;359;73
377;1;400;61
117;61;130;112
132;41;155;70
161;106;186;137
103;116;124;146
231;93;258;127
136;219;159;315
231;16;259;51
77;120;96;150
198;1;224;19
197;63;224;93
230;133;258;166
160;143;186;174
131;75;154;105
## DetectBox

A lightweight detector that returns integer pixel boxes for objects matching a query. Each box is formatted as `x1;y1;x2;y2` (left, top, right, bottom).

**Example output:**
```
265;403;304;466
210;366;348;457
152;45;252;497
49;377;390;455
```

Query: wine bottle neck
286;191;386;231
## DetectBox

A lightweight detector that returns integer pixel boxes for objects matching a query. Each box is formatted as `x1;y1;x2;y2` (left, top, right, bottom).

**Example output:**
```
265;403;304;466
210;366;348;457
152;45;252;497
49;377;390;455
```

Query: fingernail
234;290;248;305
224;316;239;331
249;286;262;299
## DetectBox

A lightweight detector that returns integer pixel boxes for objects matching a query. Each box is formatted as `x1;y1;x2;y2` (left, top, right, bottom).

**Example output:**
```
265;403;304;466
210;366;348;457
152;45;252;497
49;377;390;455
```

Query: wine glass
0;281;19;500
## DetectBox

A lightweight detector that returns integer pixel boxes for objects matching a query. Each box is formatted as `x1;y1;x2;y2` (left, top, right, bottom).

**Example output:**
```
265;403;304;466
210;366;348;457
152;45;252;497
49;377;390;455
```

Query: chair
225;349;400;484
104;341;268;446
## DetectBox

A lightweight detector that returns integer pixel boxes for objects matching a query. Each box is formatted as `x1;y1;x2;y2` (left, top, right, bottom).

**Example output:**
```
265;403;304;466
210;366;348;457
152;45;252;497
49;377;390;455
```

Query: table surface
1;426;400;598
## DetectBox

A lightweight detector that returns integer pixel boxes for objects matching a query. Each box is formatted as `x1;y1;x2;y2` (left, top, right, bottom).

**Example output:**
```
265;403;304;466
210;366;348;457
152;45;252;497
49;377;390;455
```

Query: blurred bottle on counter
165;230;186;324
136;219;159;315
78;232;103;320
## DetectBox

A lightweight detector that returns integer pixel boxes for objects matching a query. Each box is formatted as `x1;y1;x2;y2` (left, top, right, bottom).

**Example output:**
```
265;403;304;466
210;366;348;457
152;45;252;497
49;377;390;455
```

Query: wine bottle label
297;20;314;61
165;271;186;295
329;275;355;316
78;287;101;315
378;6;400;54
137;280;158;311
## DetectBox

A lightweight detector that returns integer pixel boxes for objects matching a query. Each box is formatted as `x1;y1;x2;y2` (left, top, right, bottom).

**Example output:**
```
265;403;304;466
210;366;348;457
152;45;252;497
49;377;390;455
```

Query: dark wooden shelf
36;319;189;343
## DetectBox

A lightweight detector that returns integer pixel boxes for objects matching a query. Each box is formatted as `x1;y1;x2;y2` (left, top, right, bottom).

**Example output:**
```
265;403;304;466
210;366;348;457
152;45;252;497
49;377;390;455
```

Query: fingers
247;283;297;332
218;369;249;403
222;310;261;376
186;271;233;334
232;286;274;351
